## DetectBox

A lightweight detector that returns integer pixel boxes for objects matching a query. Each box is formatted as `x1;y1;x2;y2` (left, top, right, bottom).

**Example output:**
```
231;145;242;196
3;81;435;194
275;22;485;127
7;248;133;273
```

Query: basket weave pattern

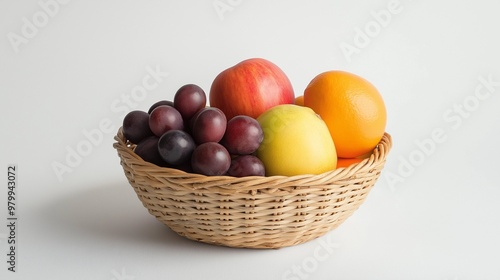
113;127;392;249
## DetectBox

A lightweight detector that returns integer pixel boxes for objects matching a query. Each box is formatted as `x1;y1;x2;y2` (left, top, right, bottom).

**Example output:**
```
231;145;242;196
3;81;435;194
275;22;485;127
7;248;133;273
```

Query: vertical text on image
6;165;18;272
384;75;499;190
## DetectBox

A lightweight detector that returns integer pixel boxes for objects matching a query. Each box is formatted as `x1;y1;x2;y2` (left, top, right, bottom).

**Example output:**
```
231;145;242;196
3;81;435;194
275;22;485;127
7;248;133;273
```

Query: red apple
209;58;295;120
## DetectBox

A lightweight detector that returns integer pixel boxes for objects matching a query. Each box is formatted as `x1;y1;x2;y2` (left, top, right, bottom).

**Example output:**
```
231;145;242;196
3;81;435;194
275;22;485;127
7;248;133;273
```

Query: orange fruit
304;71;386;158
336;152;370;168
294;95;304;106
336;157;364;168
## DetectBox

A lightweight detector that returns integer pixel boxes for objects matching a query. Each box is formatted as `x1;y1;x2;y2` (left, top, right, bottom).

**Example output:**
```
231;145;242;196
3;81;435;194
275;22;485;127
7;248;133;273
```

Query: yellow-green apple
209;58;295;120
256;104;337;176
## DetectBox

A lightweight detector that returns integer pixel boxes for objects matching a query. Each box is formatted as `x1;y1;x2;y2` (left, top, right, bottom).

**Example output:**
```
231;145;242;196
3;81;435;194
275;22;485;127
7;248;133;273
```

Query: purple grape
191;142;231;176
227;155;265;177
158;130;196;166
188;108;204;132
174;161;194;173
191;107;227;144
148;100;174;114
134;136;168;167
173;84;207;120
149;105;184;137
221;115;263;155
123;110;153;144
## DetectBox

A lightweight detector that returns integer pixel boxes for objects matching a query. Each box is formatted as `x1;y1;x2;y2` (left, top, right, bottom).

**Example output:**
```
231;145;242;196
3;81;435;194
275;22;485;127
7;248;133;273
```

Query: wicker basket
113;127;392;249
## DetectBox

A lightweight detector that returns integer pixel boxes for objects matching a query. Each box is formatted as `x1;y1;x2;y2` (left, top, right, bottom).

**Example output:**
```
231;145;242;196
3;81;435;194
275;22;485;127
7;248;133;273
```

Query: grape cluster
122;84;265;177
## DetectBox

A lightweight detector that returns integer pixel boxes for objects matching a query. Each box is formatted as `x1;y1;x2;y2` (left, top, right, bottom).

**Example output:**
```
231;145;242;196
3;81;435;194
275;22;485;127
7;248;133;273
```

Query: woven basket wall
113;127;392;249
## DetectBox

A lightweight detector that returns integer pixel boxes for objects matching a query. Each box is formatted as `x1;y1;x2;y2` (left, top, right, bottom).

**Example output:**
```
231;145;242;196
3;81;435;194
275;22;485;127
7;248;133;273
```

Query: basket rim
113;127;392;192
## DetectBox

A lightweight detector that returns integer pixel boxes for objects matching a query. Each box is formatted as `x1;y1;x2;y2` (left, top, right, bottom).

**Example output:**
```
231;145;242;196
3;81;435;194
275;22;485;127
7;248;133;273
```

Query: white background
1;0;500;279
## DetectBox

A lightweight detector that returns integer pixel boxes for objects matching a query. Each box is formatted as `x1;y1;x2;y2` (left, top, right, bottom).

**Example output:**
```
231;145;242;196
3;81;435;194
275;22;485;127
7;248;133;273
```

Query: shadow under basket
113;127;392;249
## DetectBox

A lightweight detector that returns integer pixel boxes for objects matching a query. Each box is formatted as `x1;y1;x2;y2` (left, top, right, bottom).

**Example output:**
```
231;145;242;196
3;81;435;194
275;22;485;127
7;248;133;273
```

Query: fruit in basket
134;136;168;167
256;104;337;176
149;105;184;137
121;65;388;178
123;110;153;144
191;107;227;144
227;155;265;177
304;70;386;158
209;58;295;120
121;81;268;174
336;157;364;168
173;84;207;120
294;95;304;106
158;130;196;166
221;115;263;155
191;142;231;176
148;100;174;114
